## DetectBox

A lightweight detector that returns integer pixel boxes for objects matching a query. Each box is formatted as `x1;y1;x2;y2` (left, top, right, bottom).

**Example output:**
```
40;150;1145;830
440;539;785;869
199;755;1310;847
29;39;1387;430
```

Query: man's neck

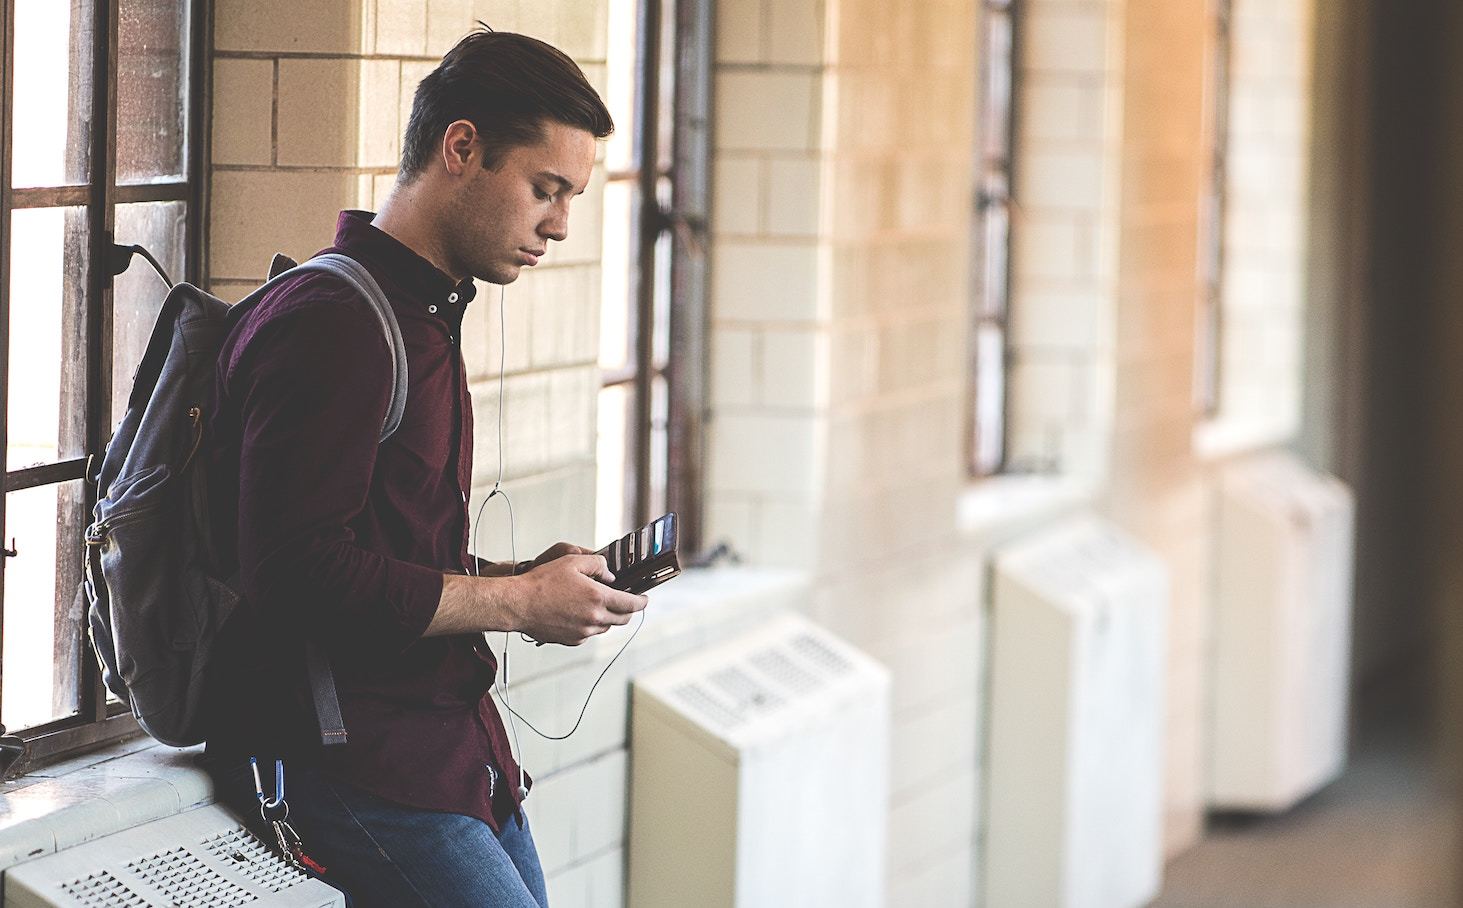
371;183;464;281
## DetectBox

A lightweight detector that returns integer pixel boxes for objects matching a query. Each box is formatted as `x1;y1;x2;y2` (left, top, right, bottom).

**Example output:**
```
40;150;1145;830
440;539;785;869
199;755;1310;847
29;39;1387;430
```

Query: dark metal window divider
630;0;663;530
666;0;710;557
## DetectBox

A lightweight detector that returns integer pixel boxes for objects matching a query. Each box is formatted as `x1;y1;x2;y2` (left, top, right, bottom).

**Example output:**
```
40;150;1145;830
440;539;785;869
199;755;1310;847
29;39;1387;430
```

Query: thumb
574;553;615;583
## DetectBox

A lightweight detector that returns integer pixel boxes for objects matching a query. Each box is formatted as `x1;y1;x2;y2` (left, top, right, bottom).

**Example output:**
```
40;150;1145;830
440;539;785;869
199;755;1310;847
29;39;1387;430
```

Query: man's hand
512;554;648;646
527;541;595;571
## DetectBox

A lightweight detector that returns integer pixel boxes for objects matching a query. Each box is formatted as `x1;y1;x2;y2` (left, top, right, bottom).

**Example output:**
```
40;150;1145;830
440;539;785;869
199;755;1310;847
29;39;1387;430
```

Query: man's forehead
513;122;596;189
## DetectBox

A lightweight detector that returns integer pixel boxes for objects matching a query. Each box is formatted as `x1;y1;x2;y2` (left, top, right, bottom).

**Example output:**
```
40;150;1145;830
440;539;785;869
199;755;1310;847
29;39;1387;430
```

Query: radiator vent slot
749;646;823;695
789;633;852;676
126;845;257;906
57;871;149;908
200;826;309;893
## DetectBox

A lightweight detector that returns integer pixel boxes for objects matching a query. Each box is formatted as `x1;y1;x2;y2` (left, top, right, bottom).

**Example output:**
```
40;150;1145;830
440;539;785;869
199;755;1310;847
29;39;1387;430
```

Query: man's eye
533;187;552;201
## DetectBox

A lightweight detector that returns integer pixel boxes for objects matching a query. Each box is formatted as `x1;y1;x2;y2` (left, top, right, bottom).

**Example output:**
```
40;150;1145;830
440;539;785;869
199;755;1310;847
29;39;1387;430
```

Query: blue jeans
210;760;549;908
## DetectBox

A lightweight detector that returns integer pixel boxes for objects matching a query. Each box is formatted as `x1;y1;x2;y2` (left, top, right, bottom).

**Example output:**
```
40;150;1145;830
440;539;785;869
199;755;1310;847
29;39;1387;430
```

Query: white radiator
626;613;890;908
1209;451;1355;811
984;515;1168;908
4;805;343;908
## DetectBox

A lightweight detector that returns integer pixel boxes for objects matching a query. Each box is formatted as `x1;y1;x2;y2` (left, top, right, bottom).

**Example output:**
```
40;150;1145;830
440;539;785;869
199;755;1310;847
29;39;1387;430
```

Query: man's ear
441;120;478;176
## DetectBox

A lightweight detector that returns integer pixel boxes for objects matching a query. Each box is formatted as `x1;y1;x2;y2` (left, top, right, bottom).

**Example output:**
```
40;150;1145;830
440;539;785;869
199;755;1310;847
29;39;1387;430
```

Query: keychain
250;757;328;875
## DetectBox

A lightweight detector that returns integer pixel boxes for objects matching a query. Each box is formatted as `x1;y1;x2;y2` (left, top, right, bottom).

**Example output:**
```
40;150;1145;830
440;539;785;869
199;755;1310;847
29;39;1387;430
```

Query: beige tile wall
1104;0;1211;859
706;0;984;902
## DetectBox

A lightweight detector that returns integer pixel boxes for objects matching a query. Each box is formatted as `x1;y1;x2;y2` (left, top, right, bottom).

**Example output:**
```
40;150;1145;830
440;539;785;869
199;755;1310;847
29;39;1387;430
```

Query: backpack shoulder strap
246;253;410;749
234;253;409;443
294;253;409;443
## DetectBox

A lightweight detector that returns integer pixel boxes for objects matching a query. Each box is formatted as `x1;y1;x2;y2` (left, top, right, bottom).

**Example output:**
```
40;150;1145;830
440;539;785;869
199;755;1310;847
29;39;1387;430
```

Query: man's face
447;119;597;285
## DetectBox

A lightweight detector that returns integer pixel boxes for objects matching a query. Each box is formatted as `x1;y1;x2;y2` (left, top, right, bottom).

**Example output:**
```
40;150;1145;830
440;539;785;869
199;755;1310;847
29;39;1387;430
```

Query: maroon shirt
203;210;528;830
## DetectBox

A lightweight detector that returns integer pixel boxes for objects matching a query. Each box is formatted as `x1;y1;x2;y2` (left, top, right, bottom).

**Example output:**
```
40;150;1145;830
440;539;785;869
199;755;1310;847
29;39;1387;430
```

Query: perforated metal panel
56;871;150;908
6;806;343;908
200;827;310;894
661;631;863;737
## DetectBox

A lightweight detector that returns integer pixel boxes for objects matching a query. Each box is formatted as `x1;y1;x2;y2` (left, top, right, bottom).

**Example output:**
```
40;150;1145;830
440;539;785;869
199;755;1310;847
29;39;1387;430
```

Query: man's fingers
604;591;649;615
573;553;614;582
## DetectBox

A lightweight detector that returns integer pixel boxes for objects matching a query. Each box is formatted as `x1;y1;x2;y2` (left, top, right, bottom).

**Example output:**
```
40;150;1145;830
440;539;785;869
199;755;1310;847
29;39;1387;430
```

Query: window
970;0;1017;476
0;0;208;768
597;0;709;552
1196;0;1231;416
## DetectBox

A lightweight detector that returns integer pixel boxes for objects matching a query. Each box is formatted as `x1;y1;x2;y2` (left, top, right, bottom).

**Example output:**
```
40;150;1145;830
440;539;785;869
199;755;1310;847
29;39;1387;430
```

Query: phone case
597;512;681;595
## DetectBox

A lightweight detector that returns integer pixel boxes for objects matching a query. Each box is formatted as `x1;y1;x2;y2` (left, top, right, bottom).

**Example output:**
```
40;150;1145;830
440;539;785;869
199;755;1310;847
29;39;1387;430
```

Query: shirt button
448;292;459;303
428;304;438;314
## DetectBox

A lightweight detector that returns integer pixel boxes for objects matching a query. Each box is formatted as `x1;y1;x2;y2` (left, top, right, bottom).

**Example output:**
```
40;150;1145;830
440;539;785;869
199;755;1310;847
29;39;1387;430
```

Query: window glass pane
979;191;1010;319
7;208;90;470
972;324;1006;474
11;0;94;188
112;202;187;425
604;0;640;173
655;0;677;174
596;384;632;545
981;8;1013;164
2;480;87;731
648;374;668;519
116;0;189;184
600;180;635;371
650;177;674;371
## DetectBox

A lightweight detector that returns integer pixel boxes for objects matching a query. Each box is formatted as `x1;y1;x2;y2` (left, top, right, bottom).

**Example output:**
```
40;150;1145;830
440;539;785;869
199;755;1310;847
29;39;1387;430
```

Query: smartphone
597;512;681;595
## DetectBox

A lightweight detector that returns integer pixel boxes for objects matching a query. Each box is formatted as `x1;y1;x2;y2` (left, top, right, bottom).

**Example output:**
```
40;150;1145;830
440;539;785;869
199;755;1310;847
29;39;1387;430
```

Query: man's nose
541;201;569;243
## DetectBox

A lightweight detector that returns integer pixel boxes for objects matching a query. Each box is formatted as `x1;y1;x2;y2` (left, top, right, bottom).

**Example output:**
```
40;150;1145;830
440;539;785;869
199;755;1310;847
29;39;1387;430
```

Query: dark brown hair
399;27;613;179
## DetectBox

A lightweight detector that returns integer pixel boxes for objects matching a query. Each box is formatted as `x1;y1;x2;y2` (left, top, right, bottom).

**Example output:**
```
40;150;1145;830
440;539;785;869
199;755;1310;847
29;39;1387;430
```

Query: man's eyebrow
535;171;581;194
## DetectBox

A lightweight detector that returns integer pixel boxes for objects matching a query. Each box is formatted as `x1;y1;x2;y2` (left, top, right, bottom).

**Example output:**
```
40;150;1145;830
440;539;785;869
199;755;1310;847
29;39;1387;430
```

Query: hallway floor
1152;684;1456;908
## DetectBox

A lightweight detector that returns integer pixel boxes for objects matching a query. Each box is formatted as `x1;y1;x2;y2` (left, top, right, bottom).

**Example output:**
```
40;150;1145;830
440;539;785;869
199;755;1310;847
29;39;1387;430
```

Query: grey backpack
83;252;406;747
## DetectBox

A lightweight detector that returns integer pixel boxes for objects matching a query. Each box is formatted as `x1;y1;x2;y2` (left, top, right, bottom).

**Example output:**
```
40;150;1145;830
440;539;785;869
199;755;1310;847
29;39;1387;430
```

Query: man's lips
519;249;544;266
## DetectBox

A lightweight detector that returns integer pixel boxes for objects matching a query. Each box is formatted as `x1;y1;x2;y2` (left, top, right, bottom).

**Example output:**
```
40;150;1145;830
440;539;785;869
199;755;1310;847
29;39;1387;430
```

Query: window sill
0;739;211;872
956;473;1094;541
1193;417;1295;462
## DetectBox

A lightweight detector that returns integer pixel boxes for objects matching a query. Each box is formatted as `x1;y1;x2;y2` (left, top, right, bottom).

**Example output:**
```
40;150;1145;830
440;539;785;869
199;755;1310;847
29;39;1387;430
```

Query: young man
202;29;646;907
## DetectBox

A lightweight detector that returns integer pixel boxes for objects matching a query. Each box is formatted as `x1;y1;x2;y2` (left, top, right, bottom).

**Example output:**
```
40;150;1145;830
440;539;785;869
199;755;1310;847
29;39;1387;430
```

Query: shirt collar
329;210;477;314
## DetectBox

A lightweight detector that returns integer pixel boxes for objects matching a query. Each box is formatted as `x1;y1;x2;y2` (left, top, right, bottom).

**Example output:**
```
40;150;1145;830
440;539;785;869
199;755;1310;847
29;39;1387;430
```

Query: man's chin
481;265;523;286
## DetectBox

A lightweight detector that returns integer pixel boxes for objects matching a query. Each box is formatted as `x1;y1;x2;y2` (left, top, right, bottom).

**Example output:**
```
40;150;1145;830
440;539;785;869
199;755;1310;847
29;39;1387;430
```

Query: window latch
2;538;15;559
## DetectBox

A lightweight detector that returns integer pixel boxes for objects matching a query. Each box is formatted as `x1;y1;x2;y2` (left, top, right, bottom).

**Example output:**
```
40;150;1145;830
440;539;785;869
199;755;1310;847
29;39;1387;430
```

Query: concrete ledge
956;473;1093;541
0;742;212;872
